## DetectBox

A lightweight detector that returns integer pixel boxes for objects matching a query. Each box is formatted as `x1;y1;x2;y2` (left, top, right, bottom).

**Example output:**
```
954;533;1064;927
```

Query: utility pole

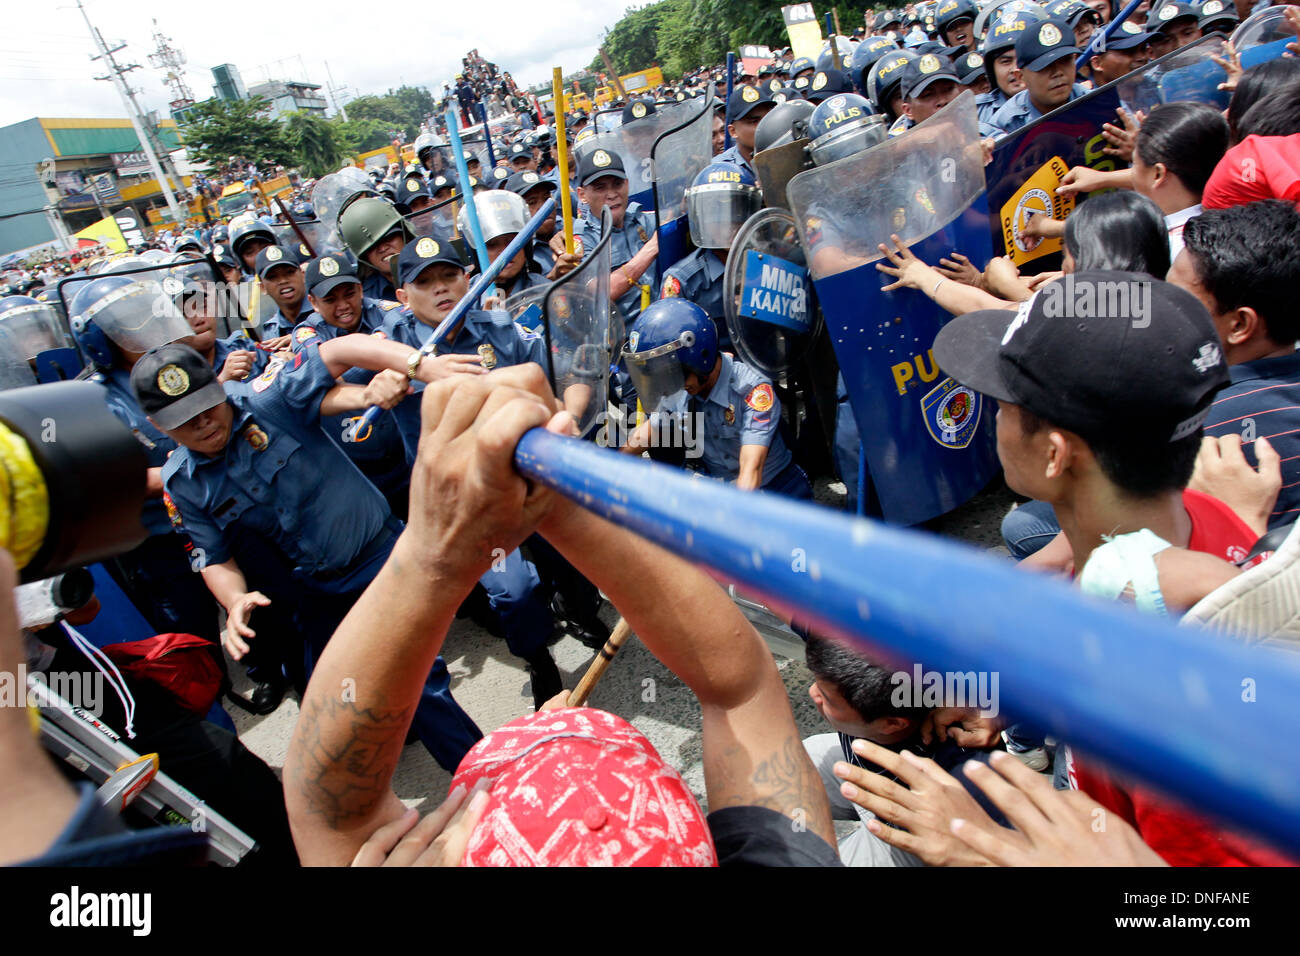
325;60;349;121
147;19;195;112
76;0;184;225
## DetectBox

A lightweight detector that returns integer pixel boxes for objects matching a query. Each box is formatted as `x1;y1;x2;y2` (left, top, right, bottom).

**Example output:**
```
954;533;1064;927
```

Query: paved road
230;476;1019;817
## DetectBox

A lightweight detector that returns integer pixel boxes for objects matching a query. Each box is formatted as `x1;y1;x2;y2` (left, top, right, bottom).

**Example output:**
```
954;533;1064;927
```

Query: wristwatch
406;349;424;380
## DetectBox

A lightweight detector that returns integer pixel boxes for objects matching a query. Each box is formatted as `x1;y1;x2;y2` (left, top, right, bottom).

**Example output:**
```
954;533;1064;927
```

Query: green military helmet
338;196;414;261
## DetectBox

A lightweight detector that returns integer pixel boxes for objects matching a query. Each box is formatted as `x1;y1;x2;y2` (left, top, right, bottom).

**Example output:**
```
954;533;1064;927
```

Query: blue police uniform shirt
96;368;177;536
290;297;410;472
660;352;792;485
162;341;394;592
363;270;398;303
380;305;547;455
212;331;272;378
889;113;1003;139
265;297;314;338
975;89;1007;125
990;83;1090;137
660;248;730;349
532;239;556;276
578;202;658;325
715;144;755;177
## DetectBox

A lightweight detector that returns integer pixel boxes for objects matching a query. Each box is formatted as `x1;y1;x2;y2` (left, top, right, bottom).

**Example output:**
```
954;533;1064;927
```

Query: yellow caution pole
552;67;576;256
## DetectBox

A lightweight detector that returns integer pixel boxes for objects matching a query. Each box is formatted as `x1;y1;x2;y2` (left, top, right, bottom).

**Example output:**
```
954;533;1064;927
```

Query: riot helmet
68;273;191;368
684;163;762;250
806;93;887;166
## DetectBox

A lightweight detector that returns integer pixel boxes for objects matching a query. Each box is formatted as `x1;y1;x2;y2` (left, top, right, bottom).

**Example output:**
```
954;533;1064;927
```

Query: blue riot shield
650;88;716;272
1233;5;1300;67
787;92;999;526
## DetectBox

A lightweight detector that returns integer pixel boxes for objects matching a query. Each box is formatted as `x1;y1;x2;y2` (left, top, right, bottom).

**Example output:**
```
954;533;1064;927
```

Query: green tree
331;116;394;156
179;96;291;169
589;2;673;75
283;110;343;178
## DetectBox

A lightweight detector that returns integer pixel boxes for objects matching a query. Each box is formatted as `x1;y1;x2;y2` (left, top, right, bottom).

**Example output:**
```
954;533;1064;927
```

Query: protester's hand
350;781;491;867
1285;6;1300;57
876;234;937;292
1189;434;1281;538
935;252;983;288
481;291;506;311
539;690;571;711
217;349;256;383
1210;40;1243;92
363;369;412;410
1020;211;1063;240
920;707;1005;748
547;252;582;280
401;365;575;589
416;352;486;384
950;751;1166;866
1024;270;1064;293
1102;108;1143;161
225;591;271;660
983;256;1033;301
833;739;1013;866
261;334;292;352
1056;165;1111;197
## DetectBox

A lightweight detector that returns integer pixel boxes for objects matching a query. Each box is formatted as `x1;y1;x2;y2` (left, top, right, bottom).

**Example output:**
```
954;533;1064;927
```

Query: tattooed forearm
286;692;415;829
707;734;837;847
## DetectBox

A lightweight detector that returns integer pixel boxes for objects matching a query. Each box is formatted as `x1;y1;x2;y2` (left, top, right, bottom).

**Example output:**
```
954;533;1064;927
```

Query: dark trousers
106;533;222;644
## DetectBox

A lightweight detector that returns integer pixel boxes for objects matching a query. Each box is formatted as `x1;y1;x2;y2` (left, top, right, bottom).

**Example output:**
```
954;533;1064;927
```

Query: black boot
524;649;563;711
550;593;610;651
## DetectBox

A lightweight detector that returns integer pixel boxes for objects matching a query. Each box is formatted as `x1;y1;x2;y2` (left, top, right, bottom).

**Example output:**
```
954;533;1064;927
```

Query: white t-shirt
1165;203;1203;263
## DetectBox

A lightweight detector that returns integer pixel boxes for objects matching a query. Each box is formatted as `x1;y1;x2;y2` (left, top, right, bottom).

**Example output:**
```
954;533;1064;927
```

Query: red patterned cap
451;708;716;866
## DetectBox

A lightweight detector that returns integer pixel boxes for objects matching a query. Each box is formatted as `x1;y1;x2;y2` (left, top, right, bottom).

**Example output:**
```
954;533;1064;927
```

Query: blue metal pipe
477;102;497;168
444;107;493;294
355;197;557;429
514;427;1300;856
1077;0;1145;70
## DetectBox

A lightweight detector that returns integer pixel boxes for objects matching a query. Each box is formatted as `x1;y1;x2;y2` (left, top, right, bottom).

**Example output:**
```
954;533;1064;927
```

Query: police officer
867;49;918;124
229;216;276;277
659;162;762;352
956;49;991;95
133;336;484;767
888;53;1007;138
413;131;449;176
935;0;979;49
506;170;561;276
458;189;550;299
804;68;856;105
718;84;776;176
382;236;571;701
290;254;411;518
572;148;658;327
622;300;812;498
338;195;413;302
68;273;224;651
507;141;537;173
253;245;314;337
990;18;1091;136
976;10;1040;124
168;260;270;384
1146;1;1202;58
1088;21;1156;115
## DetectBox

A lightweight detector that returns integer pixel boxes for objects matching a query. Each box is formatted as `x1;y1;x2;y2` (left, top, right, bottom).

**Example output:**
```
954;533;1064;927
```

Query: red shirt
1070;489;1294;866
1202;133;1300;211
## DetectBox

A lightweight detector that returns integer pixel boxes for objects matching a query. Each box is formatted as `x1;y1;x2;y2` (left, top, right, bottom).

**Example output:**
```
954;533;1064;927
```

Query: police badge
478;343;498;369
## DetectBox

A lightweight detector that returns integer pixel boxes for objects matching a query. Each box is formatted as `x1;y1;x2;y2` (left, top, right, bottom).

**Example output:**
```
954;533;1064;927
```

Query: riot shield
311;168;378;257
0;324;39;390
1233;5;1300;66
576;98;715;211
593;108;623;134
543;208;614;438
0;298;80;383
503;285;548;337
650;87;716;271
270;219;331;259
752;139;814;212
787;91;999;526
723;208;820;379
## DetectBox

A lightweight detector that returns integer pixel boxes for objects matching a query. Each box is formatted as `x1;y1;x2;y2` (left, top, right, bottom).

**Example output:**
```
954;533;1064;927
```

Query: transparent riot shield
576;98;716;211
58;261;199;361
270;219;330;259
543;208;614;438
723;208;820;379
786;91;999;525
1232;5;1300;66
593;108;623;134
752;139;815;212
0;298;79;383
503;285;548;338
311;168;378;256
651;87;716;271
0;324;39;390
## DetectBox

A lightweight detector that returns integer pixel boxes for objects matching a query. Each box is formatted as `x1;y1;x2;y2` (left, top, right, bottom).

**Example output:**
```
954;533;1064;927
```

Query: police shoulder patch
380;299;401;310
251;362;282;393
661;275;683;298
294;326;318;344
163;492;183;529
745;382;774;412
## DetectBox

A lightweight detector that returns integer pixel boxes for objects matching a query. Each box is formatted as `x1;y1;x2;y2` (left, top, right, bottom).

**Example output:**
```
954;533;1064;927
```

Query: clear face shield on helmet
622;334;690;416
78;276;193;355
0;325;37;390
809;114;888;166
0;302;73;361
685;181;763;249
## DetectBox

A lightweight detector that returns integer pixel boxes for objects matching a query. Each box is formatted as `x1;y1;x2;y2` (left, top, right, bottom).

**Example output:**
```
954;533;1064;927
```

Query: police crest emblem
157;364;189;397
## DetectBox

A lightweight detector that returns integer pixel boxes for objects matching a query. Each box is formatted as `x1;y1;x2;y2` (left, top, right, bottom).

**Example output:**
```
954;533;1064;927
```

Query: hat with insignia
621;98;657;125
254;244;300;280
505;169;557;198
130;343;228;431
1015;17;1082;71
727;82;775;120
806;67;854;103
430;173;459;197
900;52;960;98
577;146;628;187
1197;0;1238;30
396;233;465;286
1146;0;1198;31
933;271;1229;447
507;141;533;163
956;50;986;84
303;254;361;297
1098;18;1155;51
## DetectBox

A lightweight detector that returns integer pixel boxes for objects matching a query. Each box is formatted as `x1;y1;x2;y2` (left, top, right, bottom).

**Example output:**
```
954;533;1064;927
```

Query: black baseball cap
622;98;657;124
131;344;228;430
254;244;301;279
577;147;627;187
900;52;960;99
429;173;459;197
1146;1;1199;31
1196;0;1238;30
1015;18;1082;72
727;83;774;120
507;142;533;162
505;170;556;198
396;174;431;204
932;271;1230;445
956;50;986;84
303;254;360;297
806;68;854;103
396;234;465;287
1097;19;1156;52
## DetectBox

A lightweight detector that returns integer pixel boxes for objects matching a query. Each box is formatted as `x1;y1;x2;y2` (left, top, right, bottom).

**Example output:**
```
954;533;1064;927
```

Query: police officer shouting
338;196;414;302
253;245;314;337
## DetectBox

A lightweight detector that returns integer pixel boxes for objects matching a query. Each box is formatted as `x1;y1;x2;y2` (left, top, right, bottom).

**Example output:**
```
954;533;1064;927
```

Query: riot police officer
888;53;1007;138
990;18;1091;135
338;195;414;301
717;84;776;175
229;216;276;277
975;9;1041;124
622;299;812;498
505;170;561;275
457;189;550;298
573;148;658;327
659;162;762;352
935;0;979;49
252;245;314;337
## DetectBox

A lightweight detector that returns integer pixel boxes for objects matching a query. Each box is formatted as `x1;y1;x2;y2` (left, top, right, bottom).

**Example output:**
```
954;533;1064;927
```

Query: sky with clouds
0;0;628;129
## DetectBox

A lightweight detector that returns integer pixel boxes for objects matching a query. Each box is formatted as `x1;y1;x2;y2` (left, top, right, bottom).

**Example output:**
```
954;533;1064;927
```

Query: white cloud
0;0;630;129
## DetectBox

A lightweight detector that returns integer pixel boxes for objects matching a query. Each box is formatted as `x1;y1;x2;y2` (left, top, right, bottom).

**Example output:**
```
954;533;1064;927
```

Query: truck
594;66;666;106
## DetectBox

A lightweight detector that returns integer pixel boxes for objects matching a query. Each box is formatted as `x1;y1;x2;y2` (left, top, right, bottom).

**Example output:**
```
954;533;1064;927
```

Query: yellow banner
74;215;127;254
782;3;824;61
999;155;1074;268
